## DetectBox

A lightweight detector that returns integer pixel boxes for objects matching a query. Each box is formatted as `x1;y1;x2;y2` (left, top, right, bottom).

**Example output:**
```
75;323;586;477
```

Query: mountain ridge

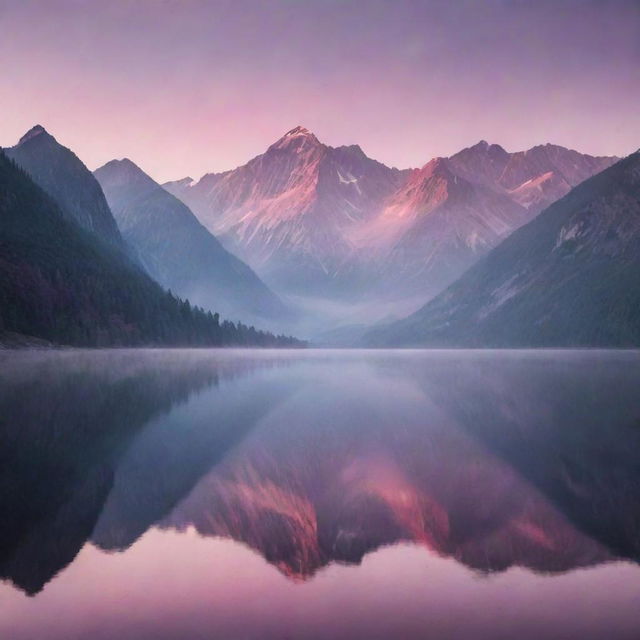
94;158;289;325
366;152;640;347
164;128;618;309
5;126;125;250
163;126;409;295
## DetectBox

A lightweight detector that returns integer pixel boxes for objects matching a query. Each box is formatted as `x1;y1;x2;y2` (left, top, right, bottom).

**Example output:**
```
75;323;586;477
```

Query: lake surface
1;349;640;640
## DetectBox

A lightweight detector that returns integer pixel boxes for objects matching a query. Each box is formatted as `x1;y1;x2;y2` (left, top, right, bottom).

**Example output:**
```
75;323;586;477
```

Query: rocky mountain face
94;159;288;324
367;152;640;347
166;128;617;310
448;140;618;213
354;157;531;299
2;124;619;341
165;126;407;295
5;126;124;249
357;142;617;300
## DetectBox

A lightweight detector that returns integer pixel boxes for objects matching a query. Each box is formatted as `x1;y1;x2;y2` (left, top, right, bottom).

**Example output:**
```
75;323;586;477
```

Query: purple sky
1;0;639;182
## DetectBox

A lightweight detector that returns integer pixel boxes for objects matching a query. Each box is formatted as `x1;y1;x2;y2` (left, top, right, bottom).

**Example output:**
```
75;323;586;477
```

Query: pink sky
1;0;639;183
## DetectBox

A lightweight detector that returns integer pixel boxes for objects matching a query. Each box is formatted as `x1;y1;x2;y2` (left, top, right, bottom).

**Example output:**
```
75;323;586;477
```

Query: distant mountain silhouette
355;156;529;298
166;128;616;305
367;152;640;347
448;140;616;213
165;126;407;297
95;158;288;325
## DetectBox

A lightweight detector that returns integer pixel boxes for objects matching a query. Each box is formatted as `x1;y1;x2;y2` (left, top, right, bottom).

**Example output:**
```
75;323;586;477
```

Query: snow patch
337;169;362;195
337;169;358;185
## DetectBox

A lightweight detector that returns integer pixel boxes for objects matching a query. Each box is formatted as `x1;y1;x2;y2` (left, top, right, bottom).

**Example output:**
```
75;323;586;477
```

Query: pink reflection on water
1;530;640;640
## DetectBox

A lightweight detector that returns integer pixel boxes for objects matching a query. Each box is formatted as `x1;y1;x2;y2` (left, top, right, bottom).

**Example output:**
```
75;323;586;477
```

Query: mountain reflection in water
1;349;640;640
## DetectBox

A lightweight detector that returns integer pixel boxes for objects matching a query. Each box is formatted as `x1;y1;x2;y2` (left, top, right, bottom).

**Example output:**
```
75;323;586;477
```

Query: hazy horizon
1;0;639;183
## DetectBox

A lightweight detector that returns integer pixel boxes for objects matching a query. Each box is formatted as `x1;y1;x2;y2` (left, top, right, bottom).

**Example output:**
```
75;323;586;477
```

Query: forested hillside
0;152;301;348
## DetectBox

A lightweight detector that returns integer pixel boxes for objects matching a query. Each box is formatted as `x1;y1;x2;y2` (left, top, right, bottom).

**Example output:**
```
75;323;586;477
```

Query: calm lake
1;349;640;639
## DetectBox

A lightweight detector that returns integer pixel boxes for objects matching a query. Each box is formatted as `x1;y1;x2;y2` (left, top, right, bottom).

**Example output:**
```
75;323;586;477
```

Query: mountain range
165;126;408;297
1;121;636;347
94;158;287;325
0;127;300;347
166;127;617;308
367;152;640;347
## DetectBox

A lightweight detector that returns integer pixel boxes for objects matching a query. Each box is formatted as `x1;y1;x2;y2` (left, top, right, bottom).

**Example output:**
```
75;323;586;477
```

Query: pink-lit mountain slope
448;140;618;213
352;157;530;298
165;129;617;306
165;126;407;295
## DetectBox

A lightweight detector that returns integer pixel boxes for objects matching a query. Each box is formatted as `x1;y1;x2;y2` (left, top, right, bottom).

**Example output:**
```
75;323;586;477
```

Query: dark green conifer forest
0;152;302;347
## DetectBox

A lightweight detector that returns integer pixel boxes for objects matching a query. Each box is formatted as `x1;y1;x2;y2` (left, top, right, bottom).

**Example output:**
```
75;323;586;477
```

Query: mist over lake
1;349;640;640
